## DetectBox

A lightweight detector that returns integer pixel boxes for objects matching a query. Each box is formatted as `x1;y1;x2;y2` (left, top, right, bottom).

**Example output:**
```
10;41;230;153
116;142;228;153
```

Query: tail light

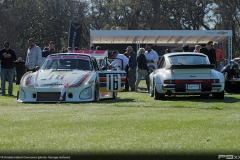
164;79;219;84
163;80;175;84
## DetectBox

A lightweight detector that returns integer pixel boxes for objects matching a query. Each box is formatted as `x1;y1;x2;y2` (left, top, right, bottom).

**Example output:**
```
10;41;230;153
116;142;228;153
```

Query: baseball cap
49;41;55;45
28;38;35;43
4;41;10;48
126;46;133;50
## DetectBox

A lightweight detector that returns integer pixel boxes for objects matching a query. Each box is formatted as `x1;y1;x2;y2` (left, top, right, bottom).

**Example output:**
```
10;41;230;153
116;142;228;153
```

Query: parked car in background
149;52;225;100
221;58;240;93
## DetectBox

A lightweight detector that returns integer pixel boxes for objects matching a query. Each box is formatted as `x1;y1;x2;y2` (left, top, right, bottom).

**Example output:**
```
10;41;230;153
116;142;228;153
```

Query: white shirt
144;49;159;69
193;50;200;53
110;54;129;70
26;45;42;70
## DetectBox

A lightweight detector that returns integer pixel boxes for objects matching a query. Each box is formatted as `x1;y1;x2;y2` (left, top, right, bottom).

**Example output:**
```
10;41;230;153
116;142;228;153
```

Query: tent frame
90;30;232;60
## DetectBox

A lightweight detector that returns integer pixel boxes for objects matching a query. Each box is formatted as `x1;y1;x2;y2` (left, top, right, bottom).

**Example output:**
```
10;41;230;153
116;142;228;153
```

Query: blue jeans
1;68;15;95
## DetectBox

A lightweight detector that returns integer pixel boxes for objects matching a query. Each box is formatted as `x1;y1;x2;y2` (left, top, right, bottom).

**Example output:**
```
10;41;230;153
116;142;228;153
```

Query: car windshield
41;55;93;70
169;55;209;65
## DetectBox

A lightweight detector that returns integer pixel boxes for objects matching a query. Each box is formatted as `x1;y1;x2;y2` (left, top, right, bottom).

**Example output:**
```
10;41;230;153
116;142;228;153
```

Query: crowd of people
0;38;225;96
109;41;225;93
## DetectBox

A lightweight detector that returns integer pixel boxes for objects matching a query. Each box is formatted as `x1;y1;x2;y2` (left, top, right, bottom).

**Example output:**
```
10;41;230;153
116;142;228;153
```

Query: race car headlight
79;87;92;99
21;74;35;87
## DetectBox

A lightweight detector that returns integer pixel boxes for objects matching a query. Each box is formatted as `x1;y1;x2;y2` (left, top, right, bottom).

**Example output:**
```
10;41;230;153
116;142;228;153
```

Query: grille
37;92;65;101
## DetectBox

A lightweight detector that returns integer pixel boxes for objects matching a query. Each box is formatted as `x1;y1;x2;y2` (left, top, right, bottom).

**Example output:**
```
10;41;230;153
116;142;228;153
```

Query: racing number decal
56;74;65;80
48;74;65;80
107;74;121;90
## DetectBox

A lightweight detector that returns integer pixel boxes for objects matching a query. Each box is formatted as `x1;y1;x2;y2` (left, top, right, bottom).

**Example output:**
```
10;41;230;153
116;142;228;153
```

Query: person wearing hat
0;41;17;96
126;46;137;91
25;38;42;72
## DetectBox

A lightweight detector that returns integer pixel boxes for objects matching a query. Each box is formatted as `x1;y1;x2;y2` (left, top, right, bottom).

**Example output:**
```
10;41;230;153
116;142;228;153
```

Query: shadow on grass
21;98;135;105
136;87;240;103
161;95;240;103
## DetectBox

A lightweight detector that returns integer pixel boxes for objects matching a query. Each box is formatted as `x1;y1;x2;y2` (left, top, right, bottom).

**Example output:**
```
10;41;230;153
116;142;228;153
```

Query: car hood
32;70;94;87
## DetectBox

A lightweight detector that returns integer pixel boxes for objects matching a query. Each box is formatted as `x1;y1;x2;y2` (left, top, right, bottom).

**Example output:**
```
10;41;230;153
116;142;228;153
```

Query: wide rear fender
154;69;173;84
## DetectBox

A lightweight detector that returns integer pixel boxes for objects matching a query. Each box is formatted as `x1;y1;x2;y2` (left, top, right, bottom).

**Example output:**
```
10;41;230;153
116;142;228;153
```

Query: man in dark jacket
0;41;17;96
200;41;216;66
126;46;137;91
123;51;129;91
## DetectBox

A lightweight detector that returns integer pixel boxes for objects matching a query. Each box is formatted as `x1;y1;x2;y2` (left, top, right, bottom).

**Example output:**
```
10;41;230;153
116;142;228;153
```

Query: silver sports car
149;52;225;100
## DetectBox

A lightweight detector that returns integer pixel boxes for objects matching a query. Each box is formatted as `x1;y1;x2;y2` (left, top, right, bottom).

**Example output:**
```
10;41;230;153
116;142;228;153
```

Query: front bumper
17;85;95;102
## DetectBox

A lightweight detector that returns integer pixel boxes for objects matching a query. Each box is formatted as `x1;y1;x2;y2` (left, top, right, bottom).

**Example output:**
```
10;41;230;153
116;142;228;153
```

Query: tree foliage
0;0;239;58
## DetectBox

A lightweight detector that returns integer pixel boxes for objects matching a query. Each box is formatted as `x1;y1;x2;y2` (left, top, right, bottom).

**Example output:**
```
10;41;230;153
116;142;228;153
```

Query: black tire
112;92;117;99
213;91;224;100
154;87;165;100
94;81;100;102
150;85;154;97
150;87;154;97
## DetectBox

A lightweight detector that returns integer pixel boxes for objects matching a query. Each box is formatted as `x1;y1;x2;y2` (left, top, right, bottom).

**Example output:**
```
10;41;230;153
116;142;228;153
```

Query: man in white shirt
144;44;159;92
144;44;159;69
25;38;42;72
109;51;129;70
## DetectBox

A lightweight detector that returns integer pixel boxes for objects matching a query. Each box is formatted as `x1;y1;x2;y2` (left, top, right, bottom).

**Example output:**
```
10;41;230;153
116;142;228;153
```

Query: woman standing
135;48;149;92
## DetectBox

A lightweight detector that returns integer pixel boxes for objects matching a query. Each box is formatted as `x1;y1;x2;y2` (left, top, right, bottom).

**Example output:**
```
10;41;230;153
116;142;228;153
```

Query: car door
98;57;126;92
98;71;126;92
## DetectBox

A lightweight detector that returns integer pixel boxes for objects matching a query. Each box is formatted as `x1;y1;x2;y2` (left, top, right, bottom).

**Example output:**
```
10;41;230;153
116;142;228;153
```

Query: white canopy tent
90;30;232;60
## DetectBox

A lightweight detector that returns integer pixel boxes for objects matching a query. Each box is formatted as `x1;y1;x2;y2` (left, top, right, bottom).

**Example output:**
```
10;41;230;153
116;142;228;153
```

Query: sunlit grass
0;82;240;156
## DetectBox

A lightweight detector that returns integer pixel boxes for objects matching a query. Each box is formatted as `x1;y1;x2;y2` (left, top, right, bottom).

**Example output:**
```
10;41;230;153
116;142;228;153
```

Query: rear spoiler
166;64;215;69
68;50;108;58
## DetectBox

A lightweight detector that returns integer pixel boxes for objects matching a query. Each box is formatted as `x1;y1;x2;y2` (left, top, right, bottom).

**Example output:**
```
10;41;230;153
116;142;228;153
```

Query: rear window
169;55;209;65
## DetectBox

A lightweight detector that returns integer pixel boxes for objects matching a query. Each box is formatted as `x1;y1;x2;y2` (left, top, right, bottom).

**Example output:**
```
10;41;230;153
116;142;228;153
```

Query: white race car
17;51;126;102
149;52;225;100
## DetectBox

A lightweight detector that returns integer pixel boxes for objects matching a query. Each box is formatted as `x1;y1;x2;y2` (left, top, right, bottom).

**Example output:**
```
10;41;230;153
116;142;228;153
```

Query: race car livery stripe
70;72;94;87
121;77;126;82
99;77;107;82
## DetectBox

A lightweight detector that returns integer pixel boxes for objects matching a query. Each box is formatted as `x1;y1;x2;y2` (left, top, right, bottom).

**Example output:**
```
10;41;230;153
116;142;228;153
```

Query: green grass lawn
0;82;240;158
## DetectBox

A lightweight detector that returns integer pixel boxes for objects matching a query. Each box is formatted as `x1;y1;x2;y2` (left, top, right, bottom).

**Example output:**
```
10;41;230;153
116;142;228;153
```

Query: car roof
50;53;91;57
164;52;206;57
